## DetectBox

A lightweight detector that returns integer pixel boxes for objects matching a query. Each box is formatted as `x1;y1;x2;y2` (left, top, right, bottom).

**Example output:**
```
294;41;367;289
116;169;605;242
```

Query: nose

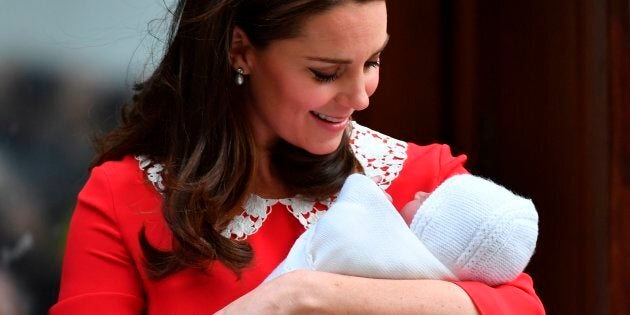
335;75;370;111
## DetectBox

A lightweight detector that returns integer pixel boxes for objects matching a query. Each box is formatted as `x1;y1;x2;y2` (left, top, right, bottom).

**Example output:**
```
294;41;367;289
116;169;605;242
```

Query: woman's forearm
297;271;479;315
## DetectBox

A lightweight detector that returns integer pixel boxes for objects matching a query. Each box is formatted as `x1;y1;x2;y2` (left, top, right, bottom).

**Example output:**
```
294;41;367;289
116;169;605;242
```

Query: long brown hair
94;0;381;279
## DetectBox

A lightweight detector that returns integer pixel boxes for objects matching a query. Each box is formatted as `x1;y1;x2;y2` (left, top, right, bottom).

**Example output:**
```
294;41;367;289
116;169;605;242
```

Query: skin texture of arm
215;270;478;315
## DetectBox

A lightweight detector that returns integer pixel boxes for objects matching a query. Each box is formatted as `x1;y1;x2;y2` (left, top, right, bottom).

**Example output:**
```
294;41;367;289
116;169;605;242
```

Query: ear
230;26;255;73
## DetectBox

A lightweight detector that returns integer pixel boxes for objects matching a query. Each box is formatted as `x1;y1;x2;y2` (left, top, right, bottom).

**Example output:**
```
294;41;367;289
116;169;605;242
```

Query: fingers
413;191;430;203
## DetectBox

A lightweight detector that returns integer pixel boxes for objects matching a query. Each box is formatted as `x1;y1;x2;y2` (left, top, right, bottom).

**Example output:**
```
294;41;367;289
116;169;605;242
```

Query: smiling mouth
310;111;348;124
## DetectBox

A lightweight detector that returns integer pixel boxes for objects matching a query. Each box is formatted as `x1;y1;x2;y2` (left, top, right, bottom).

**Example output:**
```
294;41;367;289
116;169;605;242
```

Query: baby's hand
400;191;430;225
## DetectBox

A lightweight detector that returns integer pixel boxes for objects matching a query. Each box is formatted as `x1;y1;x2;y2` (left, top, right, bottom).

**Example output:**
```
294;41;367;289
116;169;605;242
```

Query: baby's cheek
400;198;424;226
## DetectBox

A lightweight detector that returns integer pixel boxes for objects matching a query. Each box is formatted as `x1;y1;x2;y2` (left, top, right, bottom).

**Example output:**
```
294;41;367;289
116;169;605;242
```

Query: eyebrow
305;35;390;64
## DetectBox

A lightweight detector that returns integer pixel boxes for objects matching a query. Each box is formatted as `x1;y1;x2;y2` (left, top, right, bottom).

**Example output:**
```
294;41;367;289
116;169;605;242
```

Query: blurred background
0;0;628;314
0;1;174;314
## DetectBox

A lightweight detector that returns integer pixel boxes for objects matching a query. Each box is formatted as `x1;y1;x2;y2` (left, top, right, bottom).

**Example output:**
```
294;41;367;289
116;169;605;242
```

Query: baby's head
408;174;539;286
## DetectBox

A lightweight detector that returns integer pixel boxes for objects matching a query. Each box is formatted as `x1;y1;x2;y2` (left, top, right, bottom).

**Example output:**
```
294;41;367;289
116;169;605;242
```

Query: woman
51;1;545;314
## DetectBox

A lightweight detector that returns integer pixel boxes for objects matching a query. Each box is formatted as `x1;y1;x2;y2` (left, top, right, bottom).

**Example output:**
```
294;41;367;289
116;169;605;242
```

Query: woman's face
244;1;388;155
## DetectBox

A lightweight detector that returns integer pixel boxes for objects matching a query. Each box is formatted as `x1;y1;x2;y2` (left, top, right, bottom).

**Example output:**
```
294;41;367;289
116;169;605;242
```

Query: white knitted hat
410;174;539;286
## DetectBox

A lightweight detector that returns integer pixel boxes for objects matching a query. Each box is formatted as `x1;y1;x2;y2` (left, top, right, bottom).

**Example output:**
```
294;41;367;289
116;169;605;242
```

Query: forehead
267;2;388;57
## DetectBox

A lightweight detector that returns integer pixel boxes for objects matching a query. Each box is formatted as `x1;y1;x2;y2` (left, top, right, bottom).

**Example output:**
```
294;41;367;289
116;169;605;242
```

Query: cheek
366;72;380;97
401;198;423;225
293;84;338;110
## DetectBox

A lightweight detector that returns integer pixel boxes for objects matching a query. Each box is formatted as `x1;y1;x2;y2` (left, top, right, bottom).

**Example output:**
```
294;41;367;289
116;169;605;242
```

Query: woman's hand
213;270;315;315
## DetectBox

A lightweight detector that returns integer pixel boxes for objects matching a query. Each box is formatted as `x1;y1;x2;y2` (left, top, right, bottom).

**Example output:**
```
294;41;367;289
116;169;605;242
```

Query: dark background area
0;1;627;314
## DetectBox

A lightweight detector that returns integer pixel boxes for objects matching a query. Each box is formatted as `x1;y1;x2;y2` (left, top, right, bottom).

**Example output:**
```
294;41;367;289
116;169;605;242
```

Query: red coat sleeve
50;166;145;315
456;273;544;315
386;143;468;210
387;143;545;315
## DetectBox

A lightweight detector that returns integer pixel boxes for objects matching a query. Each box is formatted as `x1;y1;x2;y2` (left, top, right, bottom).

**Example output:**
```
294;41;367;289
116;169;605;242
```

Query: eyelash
311;60;381;83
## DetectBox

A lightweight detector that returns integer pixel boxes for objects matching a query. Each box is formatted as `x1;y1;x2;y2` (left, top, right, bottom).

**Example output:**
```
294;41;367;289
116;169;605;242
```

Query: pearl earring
235;67;245;85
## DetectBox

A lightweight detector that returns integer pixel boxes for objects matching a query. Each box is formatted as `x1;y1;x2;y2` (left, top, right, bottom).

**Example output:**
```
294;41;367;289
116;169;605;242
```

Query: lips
310;111;348;124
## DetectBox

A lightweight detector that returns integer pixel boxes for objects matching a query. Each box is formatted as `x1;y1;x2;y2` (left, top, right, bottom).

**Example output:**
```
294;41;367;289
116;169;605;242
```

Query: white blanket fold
265;174;456;282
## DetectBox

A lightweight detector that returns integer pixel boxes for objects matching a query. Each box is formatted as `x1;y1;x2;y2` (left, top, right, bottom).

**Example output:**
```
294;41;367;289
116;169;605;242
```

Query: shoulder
350;122;468;185
78;155;163;233
350;122;468;209
92;155;150;182
88;155;159;197
349;123;408;189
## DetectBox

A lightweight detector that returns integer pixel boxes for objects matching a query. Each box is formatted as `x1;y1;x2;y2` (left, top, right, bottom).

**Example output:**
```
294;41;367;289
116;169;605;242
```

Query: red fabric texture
51;144;544;315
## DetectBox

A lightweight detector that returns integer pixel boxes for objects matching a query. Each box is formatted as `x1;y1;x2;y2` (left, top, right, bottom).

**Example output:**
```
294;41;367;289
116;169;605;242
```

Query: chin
306;147;338;156
302;139;344;156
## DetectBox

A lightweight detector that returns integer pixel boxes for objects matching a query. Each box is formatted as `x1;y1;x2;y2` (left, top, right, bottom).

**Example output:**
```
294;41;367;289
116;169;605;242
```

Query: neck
252;144;292;199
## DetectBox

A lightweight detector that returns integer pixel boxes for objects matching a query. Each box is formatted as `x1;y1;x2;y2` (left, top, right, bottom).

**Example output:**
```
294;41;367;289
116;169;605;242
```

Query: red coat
51;124;544;314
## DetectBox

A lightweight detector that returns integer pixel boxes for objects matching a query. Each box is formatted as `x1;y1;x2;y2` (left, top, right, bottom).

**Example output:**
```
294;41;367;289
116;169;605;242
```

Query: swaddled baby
265;174;538;286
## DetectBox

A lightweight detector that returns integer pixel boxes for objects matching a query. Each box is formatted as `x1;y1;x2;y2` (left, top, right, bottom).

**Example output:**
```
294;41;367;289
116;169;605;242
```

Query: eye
365;59;381;69
310;68;339;83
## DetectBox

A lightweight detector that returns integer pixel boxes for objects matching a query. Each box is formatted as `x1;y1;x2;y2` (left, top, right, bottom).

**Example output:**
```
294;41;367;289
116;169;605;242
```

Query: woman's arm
218;143;545;314
50;165;145;315
216;270;478;315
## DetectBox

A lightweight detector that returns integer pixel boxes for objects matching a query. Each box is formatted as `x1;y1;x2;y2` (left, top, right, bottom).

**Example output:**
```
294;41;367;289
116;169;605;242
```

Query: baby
265;173;539;286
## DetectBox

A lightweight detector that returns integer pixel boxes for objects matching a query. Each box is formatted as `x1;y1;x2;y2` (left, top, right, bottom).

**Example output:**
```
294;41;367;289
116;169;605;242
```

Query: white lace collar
136;122;408;240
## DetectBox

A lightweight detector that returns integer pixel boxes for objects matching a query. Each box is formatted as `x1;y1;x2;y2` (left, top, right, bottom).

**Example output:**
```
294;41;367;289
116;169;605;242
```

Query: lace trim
135;122;408;240
136;156;165;192
349;123;408;188
220;195;275;240
220;196;335;240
